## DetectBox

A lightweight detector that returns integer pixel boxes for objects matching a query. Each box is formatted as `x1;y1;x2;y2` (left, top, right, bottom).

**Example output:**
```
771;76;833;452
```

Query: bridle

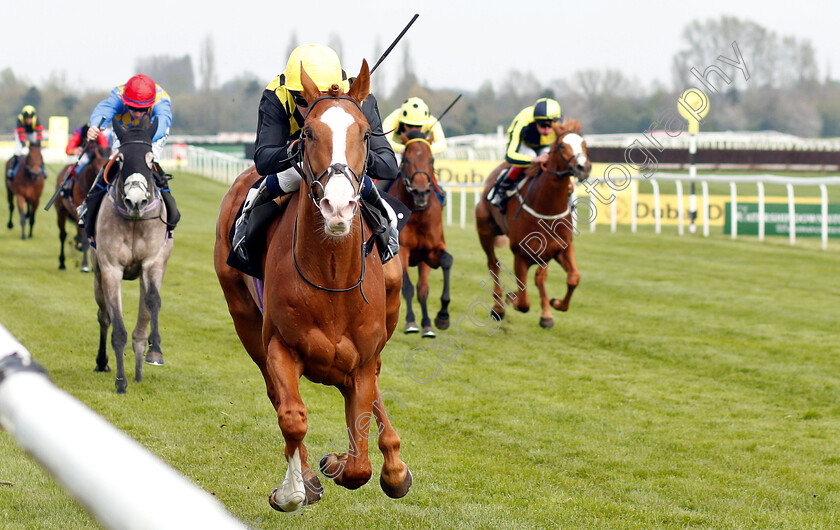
513;128;587;221
110;139;163;221
289;93;374;302
399;137;435;210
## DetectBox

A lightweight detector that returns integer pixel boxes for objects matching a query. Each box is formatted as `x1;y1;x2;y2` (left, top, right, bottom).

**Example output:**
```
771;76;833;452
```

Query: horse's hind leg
6;185;12;229
400;265;419;334
370;367;411;499
435;249;453;330
416;263;435;338
16;196;26;240
265;336;321;513
92;264;112;375
27;202;35;238
551;243;580;313
57;211;67;270
478;232;506;320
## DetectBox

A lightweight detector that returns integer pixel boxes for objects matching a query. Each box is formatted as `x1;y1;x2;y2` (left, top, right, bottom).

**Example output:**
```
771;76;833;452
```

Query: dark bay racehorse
214;62;412;513
55;144;111;271
475;119;591;329
91;116;172;393
5;141;45;239
391;131;452;337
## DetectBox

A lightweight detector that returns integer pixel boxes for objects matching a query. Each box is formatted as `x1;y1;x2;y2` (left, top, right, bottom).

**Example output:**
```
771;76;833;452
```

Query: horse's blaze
319;106;360;237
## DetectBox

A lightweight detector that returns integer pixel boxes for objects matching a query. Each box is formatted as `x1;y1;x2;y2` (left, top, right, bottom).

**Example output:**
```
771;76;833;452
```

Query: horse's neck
523;172;570;211
294;193;363;278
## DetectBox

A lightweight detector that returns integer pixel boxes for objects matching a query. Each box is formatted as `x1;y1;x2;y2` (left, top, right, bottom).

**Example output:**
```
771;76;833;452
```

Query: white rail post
610;195;617;233
459;187;467;228
820;184;828;250
631;179;638;233
676;180;684;236
0;323;246;530
701;181;710;237
757;182;765;242
446;189;453;226
651;179;661;234
787;183;796;245
730;181;738;239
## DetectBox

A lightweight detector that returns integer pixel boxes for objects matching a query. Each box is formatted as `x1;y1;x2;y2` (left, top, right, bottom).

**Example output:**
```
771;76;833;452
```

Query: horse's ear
139;113;151;129
348;59;370;104
148;116;159;139
112;117;127;140
299;63;321;106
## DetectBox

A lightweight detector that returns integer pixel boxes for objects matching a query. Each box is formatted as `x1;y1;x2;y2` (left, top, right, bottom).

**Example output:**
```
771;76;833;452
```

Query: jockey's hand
73;146;84;157
532;153;550;164
87;126;100;142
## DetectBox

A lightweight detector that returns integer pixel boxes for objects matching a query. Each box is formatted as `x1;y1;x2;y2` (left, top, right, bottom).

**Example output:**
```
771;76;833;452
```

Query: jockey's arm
89;86;124;141
34;123;43;141
381;109;405;154
149;89;172;143
66;130;82;155
505;122;533;167
253;90;296;176
362;94;398;181
428;119;447;154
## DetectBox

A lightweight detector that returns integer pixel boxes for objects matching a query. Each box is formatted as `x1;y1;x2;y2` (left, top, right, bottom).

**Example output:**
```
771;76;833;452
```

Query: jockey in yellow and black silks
488;98;562;209
382;97;447;155
228;44;402;274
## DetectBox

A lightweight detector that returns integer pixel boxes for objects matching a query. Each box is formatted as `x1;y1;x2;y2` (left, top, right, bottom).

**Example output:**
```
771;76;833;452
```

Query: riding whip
370;14;419;75
45;117;107;211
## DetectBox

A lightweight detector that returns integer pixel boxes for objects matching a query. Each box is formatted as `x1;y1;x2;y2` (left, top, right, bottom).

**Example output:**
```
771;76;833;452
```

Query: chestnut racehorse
475;119;591;329
391;131;452;337
5;141;45;239
214;61;411;513
55;144;111;271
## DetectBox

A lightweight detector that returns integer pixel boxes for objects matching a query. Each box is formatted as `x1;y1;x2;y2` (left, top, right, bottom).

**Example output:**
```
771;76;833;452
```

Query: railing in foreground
0;323;246;530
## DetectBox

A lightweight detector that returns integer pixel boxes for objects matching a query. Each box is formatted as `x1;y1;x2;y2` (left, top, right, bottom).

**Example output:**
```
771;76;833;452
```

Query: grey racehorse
91;116;173;393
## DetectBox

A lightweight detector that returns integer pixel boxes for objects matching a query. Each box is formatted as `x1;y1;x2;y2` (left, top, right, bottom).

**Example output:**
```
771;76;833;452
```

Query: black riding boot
488;172;519;210
231;175;288;262
361;184;399;264
76;167;107;239
6;155;17;180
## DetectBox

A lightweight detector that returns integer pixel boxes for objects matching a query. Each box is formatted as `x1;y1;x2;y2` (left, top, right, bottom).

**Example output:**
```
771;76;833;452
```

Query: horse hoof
490;309;505;321
304;472;324;505
319;453;342;479
434;316;450;330
421;327;436;338
145;351;164;366
539;317;554;329
80;266;91;273
268;487;306;513
58;263;66;270
6;222;11;229
404;322;420;334
380;468;412;499
115;377;127;394
94;364;111;373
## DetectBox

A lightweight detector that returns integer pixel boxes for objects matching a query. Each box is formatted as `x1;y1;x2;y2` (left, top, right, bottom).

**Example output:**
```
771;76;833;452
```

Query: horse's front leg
265;336;322;513
6;184;13;229
435;249;453;330
97;263;127;392
16;195;26;240
416;263;435;338
534;266;554;329
511;254;531;314
26;201;35;238
320;362;377;491
137;264;166;370
400;264;419;334
370;362;412;499
552;242;580;312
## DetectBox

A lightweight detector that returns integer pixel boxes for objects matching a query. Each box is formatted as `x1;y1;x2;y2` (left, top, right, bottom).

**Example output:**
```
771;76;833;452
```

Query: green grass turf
1;167;839;528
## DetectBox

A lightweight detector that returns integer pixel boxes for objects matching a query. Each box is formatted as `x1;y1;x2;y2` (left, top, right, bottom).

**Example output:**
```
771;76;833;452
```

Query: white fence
0;323;247;530
174;146;840;249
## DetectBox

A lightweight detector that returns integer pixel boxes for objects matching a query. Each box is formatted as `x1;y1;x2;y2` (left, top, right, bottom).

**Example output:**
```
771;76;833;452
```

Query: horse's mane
558;118;581;132
405;130;426;141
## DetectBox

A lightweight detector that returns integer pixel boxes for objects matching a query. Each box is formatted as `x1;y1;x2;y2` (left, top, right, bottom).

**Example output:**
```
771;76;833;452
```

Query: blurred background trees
2;15;839;140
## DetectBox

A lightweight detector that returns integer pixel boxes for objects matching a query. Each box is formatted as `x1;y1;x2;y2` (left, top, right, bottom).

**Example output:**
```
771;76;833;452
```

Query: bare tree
199;35;216;93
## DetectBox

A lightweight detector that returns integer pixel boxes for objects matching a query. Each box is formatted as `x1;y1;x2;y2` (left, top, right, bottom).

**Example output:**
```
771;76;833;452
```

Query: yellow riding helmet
400;97;430;126
533;98;561;121
283;44;344;92
21;105;36;117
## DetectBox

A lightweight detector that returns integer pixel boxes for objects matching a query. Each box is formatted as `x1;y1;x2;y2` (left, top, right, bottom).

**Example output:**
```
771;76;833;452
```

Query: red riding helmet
122;74;157;108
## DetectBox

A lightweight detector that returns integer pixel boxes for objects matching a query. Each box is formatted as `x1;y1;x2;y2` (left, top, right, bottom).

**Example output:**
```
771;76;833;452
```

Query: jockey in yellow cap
382;97;447;155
